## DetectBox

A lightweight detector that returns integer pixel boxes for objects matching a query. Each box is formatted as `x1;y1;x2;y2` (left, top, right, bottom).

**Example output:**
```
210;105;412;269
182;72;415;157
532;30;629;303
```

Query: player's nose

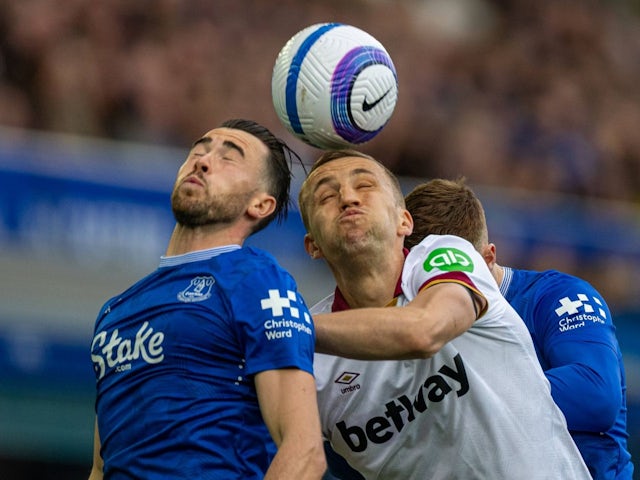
340;185;361;207
194;152;213;173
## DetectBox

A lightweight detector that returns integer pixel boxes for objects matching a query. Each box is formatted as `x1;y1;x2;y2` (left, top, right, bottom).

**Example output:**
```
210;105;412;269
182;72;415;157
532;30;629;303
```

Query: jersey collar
499;266;513;297
159;244;241;267
331;248;408;311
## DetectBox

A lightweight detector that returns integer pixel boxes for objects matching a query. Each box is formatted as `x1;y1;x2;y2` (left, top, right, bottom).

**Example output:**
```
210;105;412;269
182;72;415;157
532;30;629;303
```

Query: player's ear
481;243;497;269
304;233;324;259
398;208;413;237
247;193;276;221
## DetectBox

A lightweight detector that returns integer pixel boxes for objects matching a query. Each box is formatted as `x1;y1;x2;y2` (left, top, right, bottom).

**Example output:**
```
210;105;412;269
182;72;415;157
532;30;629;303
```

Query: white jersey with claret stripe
313;234;590;480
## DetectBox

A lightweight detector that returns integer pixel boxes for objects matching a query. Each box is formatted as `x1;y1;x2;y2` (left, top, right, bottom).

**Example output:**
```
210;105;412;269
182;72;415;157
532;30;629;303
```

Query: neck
492;263;505;287
165;223;246;256
329;247;405;308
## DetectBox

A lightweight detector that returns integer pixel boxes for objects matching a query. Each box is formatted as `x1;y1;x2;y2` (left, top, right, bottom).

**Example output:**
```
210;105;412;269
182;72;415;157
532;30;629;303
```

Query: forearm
265;439;326;480
89;418;103;480
257;369;326;479
314;283;476;360
314;307;436;359
88;467;103;480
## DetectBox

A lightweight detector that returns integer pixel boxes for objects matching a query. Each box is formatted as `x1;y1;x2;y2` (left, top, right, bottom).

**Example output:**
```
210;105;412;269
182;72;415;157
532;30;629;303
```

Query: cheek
311;213;337;242
305;211;324;236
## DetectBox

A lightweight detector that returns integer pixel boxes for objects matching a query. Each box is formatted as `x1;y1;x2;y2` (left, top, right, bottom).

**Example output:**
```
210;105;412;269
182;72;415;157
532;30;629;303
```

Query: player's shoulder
410;232;484;264
405;234;477;271
205;246;296;291
222;245;277;263
519;268;603;298
410;234;476;253
512;268;610;319
213;246;286;273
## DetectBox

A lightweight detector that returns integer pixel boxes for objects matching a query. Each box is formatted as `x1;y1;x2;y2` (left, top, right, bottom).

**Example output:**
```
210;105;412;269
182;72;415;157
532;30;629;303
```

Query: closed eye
319;192;337;203
351;171;378;190
188;144;207;160
316;187;337;204
186;152;205;164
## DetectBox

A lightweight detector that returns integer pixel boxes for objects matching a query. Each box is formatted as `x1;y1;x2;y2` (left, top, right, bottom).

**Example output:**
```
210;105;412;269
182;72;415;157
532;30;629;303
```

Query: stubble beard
171;187;253;227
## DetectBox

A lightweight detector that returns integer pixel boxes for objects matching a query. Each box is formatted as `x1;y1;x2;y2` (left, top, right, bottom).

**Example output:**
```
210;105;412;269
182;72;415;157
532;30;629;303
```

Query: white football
272;23;398;149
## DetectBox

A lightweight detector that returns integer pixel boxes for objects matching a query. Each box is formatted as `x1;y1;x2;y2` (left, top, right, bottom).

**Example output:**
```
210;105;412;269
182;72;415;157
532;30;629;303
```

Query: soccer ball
271;23;398;149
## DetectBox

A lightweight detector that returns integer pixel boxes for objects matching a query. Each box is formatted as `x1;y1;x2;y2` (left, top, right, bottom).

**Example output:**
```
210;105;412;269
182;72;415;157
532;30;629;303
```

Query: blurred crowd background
2;0;640;307
0;0;639;478
2;0;640;199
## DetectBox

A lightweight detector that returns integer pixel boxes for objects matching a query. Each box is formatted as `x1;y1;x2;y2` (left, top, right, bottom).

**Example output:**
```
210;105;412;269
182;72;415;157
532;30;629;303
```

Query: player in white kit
298;150;590;479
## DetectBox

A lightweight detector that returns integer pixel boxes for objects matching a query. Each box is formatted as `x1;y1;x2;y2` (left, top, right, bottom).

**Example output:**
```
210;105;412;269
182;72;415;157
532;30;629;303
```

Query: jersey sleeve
402;235;488;316
229;257;315;377
532;274;622;431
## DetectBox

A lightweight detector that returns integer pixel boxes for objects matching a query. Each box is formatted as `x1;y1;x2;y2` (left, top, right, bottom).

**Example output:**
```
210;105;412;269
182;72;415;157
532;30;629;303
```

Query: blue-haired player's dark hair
220;118;302;234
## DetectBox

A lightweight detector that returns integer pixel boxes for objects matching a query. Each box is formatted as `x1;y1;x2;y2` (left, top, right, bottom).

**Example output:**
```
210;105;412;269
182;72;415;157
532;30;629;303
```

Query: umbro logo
335;372;360;385
335;371;361;395
362;89;391;111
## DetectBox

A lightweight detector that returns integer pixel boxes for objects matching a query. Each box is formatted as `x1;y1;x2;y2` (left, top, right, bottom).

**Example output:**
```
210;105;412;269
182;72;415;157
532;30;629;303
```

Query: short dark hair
404;177;487;250
220;118;298;234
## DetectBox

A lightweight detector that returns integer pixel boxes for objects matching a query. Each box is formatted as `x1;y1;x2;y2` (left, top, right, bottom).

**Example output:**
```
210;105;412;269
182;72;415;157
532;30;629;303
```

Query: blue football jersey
91;246;315;479
501;267;634;480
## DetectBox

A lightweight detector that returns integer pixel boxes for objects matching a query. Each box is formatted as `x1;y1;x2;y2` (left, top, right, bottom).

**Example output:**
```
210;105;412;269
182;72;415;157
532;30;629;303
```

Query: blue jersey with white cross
501;267;634;480
91;245;315;479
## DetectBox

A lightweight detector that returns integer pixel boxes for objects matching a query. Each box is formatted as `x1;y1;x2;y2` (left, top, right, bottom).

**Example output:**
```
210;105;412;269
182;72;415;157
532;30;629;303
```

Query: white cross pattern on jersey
554;294;607;318
261;289;300;318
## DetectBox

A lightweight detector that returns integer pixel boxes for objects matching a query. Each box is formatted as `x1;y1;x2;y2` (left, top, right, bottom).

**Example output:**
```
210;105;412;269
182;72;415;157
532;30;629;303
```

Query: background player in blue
404;177;634;480
88;119;326;480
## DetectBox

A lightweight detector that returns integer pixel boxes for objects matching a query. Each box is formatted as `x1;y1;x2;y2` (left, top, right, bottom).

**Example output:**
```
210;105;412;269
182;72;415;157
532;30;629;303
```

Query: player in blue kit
88;119;326;480
404;177;634;480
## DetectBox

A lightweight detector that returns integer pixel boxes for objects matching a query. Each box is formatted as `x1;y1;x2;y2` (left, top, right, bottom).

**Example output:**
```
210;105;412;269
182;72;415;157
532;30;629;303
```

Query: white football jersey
313;235;590;479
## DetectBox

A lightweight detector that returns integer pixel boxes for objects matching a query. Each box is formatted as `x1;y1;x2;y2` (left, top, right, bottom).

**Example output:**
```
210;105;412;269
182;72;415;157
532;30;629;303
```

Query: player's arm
255;368;326;480
314;281;483;360
88;417;103;480
534;280;622;432
545;340;621;432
